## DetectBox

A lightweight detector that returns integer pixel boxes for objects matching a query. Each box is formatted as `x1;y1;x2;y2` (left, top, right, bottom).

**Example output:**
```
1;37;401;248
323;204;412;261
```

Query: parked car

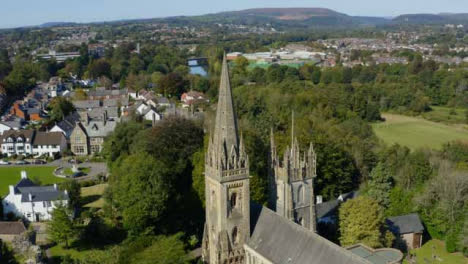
31;159;46;164
68;159;82;164
0;160;10;165
15;160;29;165
71;171;85;178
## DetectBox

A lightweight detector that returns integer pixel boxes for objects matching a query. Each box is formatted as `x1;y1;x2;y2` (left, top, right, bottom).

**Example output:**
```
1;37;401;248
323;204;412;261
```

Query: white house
31;132;67;158
135;102;162;123
2;171;68;222
0;130;34;156
0;130;67;157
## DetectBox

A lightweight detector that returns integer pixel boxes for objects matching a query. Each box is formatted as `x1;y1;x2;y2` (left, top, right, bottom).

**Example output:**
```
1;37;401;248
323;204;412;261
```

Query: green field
422;106;467;124
0;167;65;197
372;114;468;150
404;240;467;264
81;183;108;208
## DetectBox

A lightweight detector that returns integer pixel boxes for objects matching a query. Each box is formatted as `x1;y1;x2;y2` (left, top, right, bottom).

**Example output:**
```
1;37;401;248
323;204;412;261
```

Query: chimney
28;193;33;201
54;184;58;190
21;170;27;179
316;195;323;204
9;185;15;195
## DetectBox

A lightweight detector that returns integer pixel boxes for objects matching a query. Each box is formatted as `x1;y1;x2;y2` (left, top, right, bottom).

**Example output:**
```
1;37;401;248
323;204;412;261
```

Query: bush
445;230;457;253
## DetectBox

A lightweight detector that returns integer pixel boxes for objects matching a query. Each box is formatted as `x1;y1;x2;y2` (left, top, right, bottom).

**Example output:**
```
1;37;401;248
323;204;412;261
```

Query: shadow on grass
80;195;102;206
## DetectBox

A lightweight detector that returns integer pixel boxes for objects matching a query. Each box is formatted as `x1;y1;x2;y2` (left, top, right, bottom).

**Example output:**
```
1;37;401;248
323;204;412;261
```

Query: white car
0;160;10;165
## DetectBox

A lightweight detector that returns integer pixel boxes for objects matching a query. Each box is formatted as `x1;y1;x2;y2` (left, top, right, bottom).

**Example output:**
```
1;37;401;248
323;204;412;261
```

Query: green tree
367;163;393;208
60;180;81;209
48;97;75;122
232;56;249;76
108;152;171;235
339;196;394;248
48;203;76;248
157;72;188;97
88;59;111;79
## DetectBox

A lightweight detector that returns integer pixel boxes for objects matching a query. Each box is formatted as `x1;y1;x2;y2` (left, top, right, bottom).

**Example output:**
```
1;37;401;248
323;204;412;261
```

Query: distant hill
39;22;78;28
194;8;390;27
17;8;468;30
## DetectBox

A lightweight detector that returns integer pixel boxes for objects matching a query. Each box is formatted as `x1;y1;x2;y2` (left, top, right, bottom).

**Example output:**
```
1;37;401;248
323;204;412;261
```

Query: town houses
0;130;67;157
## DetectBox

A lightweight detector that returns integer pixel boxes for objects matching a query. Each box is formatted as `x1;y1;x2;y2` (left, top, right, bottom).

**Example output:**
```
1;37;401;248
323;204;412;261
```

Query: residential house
134;102;162;123
50;112;81;139
0;119;22;135
46;77;64;97
0;221;27;243
70;122;88;156
31;132;67;158
180;91;209;108
0;130;35;156
2;171;68;222
70;117;117;156
386;213;425;250
0;130;67;157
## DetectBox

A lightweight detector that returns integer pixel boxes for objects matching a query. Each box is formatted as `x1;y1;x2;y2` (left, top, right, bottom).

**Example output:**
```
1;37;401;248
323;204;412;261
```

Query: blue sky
1;0;468;28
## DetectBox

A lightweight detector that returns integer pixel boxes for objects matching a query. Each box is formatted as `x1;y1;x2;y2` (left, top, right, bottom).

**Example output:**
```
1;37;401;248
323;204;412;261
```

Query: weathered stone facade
70;123;88;155
202;54;250;264
269;115;318;232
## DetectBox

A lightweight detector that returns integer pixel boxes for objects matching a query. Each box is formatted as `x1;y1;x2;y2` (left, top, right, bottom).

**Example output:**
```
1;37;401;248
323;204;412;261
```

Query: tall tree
339;196;394;248
48;204;76;248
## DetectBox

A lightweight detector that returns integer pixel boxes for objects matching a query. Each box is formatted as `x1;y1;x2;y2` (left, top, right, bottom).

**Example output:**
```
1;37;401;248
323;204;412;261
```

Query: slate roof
386;214;424;234
0;221;26;235
82;120;117;138
316;199;340;219
102;98;129;107
0;119;23;129
247;206;371;264
85;107;119;119
73;100;101;109
32;132;64;146
13;178;68;202
0;129;34;143
55;112;81;137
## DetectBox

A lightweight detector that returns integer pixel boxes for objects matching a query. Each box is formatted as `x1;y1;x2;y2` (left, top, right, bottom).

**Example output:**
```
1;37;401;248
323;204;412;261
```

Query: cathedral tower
202;54;250;264
269;113;318;232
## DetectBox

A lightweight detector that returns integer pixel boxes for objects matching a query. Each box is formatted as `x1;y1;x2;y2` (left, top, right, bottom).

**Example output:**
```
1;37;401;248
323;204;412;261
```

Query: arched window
230;192;237;209
297;185;303;204
232;227;238;244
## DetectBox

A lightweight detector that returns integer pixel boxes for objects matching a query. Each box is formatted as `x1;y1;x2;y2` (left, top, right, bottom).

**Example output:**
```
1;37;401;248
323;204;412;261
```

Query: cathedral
202;54;370;264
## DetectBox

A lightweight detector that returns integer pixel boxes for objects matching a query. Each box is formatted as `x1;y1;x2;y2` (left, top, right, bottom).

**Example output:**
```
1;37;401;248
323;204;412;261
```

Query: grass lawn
81;183;108;208
372;113;468;150
0;167;65;197
403;239;467;264
422;106;467;124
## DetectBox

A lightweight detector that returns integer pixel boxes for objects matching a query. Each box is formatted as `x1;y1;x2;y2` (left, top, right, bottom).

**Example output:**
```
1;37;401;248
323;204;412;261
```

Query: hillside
14;8;468;30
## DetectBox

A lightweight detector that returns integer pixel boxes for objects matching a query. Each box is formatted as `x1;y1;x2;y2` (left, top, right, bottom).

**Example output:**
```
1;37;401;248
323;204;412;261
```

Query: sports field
372;114;468;150
0;167;65;197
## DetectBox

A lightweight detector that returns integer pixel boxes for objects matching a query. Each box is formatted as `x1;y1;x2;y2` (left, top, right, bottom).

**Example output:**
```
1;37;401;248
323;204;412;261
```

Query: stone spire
213;53;239;160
